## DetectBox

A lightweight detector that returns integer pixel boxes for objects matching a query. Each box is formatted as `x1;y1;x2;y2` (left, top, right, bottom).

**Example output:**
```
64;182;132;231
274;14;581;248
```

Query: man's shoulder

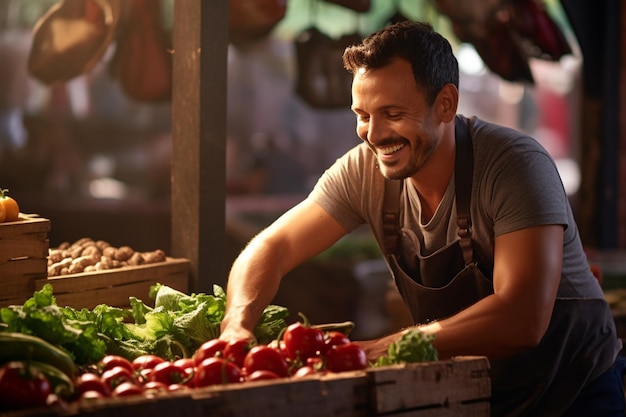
462;115;549;161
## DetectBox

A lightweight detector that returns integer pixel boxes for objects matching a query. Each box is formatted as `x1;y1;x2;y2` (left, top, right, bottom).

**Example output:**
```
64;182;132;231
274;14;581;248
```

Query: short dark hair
343;21;459;105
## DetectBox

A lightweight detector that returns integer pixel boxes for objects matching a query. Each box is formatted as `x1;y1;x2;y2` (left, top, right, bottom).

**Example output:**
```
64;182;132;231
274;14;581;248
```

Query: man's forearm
220;235;285;340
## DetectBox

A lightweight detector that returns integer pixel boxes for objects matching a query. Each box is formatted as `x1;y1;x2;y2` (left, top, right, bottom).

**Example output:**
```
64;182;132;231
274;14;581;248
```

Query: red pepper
0;361;51;411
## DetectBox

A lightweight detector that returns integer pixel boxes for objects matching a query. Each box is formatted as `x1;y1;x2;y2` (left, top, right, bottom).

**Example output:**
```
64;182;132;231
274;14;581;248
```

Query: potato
48;249;64;265
97;256;114;270
48;258;72;277
103;246;117;259
128;252;145;266
143;249;166;264
71;237;94;248
95;240;111;251
81;245;102;257
67;263;84;274
114;246;134;262
68;245;84;259
71;254;99;269
57;242;70;250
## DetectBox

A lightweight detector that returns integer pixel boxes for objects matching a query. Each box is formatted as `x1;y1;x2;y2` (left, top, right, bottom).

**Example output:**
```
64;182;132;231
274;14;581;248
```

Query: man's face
351;58;440;180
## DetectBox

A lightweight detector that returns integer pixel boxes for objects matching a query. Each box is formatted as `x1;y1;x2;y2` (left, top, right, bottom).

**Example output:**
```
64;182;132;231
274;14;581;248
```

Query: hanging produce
27;0;122;84
229;0;288;47
109;0;172;102
431;0;572;83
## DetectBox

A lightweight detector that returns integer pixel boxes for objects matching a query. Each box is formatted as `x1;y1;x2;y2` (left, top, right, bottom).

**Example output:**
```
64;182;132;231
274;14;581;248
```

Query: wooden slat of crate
0;214;50;239
190;374;369;417
374;402;489;417
0;258;47;305
0;234;49;264
34;258;189;309
0;215;50;306
0;215;50;264
0;258;48;307
47;391;200;417
367;356;490;416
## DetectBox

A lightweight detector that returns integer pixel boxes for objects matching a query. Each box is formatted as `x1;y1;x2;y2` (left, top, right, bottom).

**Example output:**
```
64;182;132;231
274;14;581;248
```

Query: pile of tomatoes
74;321;367;402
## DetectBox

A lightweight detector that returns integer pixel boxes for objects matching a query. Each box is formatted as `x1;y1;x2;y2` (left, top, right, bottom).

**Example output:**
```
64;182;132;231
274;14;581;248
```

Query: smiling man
220;21;624;416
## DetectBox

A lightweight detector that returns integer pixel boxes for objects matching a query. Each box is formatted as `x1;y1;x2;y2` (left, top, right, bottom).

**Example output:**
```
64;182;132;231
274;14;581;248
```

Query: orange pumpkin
0;189;19;222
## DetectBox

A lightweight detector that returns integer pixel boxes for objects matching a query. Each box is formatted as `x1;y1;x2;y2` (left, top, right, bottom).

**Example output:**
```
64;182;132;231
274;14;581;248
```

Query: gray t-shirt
310;115;604;299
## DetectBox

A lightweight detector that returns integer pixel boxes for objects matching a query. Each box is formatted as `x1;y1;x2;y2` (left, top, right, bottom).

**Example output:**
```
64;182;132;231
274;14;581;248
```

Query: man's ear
435;83;459;123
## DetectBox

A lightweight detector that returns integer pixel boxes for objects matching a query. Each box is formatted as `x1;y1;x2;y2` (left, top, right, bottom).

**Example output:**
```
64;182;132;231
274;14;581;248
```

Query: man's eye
356;115;369;122
387;113;402;119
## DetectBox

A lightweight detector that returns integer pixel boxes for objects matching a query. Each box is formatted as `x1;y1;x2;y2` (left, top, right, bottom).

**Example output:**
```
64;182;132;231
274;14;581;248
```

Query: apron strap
382;116;475;265
382;178;401;255
454;116;475;266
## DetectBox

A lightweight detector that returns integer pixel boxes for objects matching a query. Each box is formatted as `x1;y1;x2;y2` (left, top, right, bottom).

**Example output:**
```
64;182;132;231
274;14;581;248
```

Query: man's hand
219;325;256;344
353;332;400;363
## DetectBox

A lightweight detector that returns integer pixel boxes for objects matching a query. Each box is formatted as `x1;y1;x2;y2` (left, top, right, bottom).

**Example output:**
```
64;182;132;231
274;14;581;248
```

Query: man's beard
377;133;438;180
379;155;412;180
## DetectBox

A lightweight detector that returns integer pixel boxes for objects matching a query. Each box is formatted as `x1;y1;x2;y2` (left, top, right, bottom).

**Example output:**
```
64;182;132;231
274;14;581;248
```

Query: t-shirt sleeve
308;143;381;232
484;138;570;237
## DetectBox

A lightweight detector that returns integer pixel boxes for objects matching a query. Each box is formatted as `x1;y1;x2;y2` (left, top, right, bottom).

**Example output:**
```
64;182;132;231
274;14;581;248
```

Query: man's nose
365;117;386;145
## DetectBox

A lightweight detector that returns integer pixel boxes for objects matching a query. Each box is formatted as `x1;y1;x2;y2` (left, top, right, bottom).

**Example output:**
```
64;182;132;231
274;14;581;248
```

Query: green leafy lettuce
372;329;438;366
0;283;289;366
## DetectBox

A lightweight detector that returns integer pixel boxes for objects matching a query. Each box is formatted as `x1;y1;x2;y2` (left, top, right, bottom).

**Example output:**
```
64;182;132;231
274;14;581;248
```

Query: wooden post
171;0;228;293
619;1;626;247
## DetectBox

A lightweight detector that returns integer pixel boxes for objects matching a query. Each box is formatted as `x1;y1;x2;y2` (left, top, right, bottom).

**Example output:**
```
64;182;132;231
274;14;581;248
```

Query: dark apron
381;116;620;416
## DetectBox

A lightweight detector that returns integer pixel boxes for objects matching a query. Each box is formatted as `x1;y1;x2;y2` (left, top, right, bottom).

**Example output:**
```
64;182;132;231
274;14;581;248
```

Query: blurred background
0;0;623;334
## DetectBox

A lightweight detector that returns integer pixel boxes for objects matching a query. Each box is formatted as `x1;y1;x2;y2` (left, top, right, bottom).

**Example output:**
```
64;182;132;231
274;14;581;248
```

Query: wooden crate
188;370;371;417
0;214;50;306
8;356;489;417
33;257;190;309
367;356;491;416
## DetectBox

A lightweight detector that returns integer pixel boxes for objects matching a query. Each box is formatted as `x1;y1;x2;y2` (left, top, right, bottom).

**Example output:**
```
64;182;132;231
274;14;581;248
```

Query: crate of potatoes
0;214;50;307
34;237;189;309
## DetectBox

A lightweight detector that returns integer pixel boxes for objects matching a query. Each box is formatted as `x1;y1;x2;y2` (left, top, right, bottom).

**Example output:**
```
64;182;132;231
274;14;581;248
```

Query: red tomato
195;357;242;387
325;343;368;373
173;358;196;386
193;339;228;365
113;381;144;397
137;367;153;384
268;339;291;362
243;345;289;378
282;320;325;361
142;380;169;394
132;354;165;371
174;357;195;371
150;361;189;386
167;383;191;392
324;331;351;352
79;390;106;403
100;365;136;390
75;372;110;397
245;369;280;381
292;365;318;378
223;339;253;368
305;356;324;371
0;361;51;410
100;355;134;373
